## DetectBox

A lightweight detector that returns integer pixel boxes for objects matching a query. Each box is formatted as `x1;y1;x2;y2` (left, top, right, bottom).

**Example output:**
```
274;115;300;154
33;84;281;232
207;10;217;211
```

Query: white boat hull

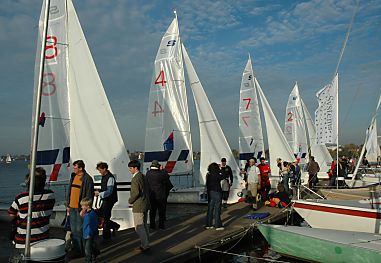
293;199;381;234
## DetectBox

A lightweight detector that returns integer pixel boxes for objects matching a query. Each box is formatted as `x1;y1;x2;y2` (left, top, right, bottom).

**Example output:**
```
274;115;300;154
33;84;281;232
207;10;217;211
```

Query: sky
1;0;380;155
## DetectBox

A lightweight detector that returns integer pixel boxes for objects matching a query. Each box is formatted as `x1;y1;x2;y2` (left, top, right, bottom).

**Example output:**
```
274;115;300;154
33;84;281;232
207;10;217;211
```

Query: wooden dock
64;202;288;263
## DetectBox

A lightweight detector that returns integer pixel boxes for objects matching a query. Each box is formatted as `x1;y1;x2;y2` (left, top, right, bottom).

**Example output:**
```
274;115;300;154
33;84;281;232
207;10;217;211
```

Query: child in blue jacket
80;197;99;262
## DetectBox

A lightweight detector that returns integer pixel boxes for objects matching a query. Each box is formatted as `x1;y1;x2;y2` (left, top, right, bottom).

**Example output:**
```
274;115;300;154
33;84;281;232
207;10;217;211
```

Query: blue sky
1;0;380;155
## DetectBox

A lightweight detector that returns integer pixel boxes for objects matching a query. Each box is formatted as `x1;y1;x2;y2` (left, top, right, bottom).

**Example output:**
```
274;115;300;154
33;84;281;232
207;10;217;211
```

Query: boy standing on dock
246;158;261;210
128;160;150;251
80;197;100;263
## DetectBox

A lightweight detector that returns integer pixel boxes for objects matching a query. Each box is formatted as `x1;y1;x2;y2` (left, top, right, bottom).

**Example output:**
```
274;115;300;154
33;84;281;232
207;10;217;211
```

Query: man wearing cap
220;158;233;208
146;160;168;229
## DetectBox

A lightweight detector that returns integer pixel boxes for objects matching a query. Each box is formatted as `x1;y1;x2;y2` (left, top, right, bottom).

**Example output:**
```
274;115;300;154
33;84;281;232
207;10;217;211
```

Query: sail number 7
243;98;252;110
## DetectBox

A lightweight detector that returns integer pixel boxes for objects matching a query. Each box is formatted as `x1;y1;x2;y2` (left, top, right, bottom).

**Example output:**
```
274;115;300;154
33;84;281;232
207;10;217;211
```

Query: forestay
182;45;240;187
284;83;308;163
33;0;70;183
255;78;295;175
143;16;193;175
239;55;264;168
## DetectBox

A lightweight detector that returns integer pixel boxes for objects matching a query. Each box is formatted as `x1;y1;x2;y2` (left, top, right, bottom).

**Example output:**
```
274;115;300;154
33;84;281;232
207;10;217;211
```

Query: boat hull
258;224;381;263
293;199;381;234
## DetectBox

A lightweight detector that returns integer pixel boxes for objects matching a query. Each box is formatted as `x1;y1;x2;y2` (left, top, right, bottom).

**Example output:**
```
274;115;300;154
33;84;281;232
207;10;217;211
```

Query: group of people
7;159;173;262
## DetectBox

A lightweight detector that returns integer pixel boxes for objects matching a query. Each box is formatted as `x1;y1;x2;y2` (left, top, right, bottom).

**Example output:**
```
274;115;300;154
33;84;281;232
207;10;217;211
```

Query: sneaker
215;227;225;231
205;226;214;230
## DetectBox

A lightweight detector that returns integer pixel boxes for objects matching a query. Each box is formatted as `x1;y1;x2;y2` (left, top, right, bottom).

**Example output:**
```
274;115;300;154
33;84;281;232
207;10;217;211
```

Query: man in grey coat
128;160;150;251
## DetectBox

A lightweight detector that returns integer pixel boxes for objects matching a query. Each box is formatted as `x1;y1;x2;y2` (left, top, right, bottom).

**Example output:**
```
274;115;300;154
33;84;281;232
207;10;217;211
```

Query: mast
336;73;339;189
26;0;50;257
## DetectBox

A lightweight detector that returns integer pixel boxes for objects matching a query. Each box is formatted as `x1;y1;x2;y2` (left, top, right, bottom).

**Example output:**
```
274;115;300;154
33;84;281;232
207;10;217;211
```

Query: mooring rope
195;246;291;263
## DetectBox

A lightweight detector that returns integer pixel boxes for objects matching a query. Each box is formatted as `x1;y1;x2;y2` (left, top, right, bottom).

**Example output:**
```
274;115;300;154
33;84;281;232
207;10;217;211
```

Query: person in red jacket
257;157;271;199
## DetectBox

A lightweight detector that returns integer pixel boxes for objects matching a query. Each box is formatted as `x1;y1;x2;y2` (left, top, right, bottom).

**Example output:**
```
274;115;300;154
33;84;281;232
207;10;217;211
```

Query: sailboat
5;154;12;164
284;83;308;163
238;55;295;189
30;0;132;229
284;83;333;177
238;55;265;169
144;14;244;204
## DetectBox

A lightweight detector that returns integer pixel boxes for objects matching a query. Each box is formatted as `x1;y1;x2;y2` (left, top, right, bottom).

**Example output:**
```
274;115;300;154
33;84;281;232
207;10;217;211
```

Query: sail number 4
152;101;164;116
155;70;167;87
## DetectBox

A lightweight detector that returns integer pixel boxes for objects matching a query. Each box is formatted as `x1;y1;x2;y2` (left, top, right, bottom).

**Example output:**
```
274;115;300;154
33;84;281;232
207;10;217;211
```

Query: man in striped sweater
8;167;55;262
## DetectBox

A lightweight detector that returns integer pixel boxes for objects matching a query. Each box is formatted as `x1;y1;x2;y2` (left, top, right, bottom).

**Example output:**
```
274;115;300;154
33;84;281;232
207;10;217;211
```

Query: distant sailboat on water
6;154;12;164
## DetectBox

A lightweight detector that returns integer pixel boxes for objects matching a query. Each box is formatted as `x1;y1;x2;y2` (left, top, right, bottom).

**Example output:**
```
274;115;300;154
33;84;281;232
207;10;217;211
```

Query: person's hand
66;207;70;215
80;209;86;218
94;190;99;197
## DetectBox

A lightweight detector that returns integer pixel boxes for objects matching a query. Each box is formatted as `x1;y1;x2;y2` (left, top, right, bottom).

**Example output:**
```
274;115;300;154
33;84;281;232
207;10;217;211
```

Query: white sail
255;78;295;175
6;154;12;163
67;0;131;206
182;45;241;189
284;83;308;163
365;119;380;163
33;0;70;182
143;16;193;175
315;74;339;145
301;99;332;173
239;55;264;168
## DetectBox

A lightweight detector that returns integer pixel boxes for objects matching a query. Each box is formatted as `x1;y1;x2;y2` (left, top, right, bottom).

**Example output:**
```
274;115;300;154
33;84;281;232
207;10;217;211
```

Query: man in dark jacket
307;156;320;191
146;160;167;229
220;158;233;208
95;161;120;239
66;160;94;255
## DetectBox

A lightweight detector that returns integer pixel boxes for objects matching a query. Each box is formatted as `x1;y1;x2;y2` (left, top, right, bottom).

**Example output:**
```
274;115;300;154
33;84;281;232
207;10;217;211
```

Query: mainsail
315;74;339;145
33;0;70;182
143;15;193;175
182;45;241;188
33;0;131;206
239;55;264;168
284;83;308;162
255;78;295;175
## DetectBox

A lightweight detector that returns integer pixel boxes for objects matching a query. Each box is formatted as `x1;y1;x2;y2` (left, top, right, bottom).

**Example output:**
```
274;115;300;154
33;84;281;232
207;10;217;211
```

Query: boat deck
0;202;288;263
319;185;381;201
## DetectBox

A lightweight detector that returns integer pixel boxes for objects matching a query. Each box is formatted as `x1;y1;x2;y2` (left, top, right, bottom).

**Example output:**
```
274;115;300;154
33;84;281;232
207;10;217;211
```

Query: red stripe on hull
294;202;381;219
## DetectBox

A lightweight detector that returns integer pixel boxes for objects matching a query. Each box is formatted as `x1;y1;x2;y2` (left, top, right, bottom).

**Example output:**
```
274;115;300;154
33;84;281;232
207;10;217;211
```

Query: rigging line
334;0;360;77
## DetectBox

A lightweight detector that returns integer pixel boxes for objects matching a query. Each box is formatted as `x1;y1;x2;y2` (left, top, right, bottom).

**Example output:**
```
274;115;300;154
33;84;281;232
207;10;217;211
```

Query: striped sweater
8;189;55;248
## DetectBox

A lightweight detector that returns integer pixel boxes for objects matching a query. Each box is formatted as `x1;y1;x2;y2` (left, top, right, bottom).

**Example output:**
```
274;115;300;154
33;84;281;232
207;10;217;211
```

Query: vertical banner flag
315;74;338;145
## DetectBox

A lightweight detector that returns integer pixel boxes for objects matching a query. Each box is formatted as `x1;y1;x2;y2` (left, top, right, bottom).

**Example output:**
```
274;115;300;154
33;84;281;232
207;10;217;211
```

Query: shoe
112;223;120;236
215;227;225;231
223;203;228;208
159;225;165;230
136;246;150;252
205;226;214;230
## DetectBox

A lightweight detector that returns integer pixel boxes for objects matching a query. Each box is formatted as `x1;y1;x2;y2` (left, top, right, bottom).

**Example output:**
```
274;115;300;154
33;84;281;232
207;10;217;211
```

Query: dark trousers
84;237;99;263
206;191;222;228
149;198;166;228
308;173;318;190
101;201;119;239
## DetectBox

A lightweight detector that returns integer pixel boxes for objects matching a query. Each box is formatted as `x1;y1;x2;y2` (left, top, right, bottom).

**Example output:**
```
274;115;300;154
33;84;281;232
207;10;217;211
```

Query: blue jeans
206;191;222;228
70;208;84;254
84;237;98;263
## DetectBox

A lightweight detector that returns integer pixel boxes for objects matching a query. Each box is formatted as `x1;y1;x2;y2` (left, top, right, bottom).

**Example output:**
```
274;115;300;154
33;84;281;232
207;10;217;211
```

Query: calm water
0;160;302;262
